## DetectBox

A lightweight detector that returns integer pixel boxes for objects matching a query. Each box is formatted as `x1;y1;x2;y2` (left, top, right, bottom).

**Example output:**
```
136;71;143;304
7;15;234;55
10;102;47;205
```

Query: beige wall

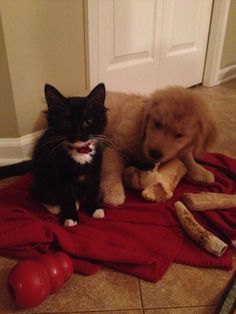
221;0;236;69
0;0;87;138
2;0;233;139
0;12;19;138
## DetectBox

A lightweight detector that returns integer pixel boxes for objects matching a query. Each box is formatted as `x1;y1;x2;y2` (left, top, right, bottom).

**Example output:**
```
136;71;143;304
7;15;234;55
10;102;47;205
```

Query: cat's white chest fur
70;151;93;164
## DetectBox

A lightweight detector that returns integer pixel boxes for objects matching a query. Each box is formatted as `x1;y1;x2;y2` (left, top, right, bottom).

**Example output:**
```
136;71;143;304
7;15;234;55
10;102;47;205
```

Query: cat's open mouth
77;146;92;154
67;142;93;154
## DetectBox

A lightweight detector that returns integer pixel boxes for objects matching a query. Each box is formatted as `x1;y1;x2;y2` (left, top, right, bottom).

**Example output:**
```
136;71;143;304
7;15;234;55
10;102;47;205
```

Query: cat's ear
44;84;66;109
86;83;106;106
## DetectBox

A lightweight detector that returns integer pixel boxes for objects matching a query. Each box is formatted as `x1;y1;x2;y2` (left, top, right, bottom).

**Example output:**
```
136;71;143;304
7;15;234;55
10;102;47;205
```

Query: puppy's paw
64;219;78;227
203;170;215;183
93;208;105;219
188;167;215;183
102;184;125;206
43;203;61;215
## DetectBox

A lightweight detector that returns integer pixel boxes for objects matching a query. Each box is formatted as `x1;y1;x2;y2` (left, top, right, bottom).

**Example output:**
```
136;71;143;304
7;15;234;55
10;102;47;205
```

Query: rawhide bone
182;192;236;211
174;201;228;257
123;159;187;202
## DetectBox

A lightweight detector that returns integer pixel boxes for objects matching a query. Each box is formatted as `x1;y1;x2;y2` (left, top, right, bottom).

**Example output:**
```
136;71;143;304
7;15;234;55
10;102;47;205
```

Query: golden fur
101;86;217;206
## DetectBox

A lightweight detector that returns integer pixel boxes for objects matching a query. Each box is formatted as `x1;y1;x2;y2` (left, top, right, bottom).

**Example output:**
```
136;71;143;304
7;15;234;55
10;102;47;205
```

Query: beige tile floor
0;80;236;314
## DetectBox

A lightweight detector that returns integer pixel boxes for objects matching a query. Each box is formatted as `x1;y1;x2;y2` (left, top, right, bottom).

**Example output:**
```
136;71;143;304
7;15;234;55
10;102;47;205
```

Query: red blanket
0;153;235;282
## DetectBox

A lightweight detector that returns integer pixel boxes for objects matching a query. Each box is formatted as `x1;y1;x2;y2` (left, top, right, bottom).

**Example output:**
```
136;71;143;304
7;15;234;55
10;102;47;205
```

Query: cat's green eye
83;119;93;128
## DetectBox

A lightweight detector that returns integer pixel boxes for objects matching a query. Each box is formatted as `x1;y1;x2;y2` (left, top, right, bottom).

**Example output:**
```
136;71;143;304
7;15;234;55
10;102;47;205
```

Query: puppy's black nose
149;149;163;161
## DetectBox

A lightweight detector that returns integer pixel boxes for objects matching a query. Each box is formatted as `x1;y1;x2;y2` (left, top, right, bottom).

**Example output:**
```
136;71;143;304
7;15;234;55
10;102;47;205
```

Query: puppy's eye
155;121;162;129
83;119;93;128
175;133;183;138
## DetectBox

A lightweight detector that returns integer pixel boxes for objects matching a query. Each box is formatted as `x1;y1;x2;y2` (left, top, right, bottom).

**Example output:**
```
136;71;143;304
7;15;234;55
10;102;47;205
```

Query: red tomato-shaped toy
7;252;73;308
7;260;50;308
39;253;65;294
54;252;73;281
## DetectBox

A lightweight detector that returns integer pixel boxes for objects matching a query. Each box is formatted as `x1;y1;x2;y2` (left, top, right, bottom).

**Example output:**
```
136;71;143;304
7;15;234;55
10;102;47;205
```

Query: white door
158;0;212;88
87;0;213;93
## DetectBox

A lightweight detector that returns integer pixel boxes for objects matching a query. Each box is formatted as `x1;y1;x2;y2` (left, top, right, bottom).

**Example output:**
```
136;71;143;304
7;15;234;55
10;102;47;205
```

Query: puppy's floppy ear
141;112;150;141
192;113;218;157
141;98;155;141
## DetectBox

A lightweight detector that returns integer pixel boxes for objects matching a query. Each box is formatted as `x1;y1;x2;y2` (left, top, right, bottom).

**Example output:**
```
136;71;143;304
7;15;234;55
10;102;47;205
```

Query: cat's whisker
49;142;64;155
97;141;107;147
97;140;111;147
43;136;66;144
35;136;66;151
97;141;115;150
95;140;111;150
99;139;113;146
95;143;106;151
90;134;112;141
91;135;113;144
90;135;114;148
49;142;65;160
96;142;110;150
95;146;105;153
92;134;109;139
35;140;64;152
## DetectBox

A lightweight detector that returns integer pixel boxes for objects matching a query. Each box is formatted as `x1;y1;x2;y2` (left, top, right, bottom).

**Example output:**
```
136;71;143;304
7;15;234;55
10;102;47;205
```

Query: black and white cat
31;83;109;226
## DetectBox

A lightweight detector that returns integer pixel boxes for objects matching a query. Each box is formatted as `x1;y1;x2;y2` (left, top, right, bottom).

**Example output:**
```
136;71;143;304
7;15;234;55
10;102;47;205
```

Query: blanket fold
0;153;235;282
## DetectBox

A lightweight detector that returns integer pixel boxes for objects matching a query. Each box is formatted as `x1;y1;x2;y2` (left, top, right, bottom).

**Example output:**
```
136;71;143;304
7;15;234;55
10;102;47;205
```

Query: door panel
87;0;213;93
106;0;156;72
113;0;153;57
158;0;213;88
88;0;163;93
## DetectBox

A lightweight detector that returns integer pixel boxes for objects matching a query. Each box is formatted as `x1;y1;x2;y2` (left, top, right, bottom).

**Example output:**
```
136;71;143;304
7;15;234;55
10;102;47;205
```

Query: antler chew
174;201;228;257
142;159;187;202
123;159;187;202
122;165;160;190
182;192;236;211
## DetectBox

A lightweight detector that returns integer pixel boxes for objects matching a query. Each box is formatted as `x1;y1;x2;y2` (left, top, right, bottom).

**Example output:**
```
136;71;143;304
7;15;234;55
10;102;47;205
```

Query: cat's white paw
43;203;61;215
64;219;78;227
92;209;105;219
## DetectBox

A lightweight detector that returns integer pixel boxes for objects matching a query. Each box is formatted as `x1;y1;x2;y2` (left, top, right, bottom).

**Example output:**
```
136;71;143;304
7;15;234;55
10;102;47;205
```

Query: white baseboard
0;130;44;166
217;64;236;85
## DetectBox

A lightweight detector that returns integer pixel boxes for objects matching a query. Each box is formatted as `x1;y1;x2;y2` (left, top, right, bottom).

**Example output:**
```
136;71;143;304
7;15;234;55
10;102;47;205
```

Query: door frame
203;0;231;87
85;0;99;89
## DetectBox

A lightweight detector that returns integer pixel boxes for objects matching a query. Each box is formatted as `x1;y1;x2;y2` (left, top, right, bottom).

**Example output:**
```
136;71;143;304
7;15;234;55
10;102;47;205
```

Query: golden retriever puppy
101;86;217;206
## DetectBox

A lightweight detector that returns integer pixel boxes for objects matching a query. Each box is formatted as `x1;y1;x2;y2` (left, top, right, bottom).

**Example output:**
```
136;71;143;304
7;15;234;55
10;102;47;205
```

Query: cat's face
44;83;107;143
44;83;107;164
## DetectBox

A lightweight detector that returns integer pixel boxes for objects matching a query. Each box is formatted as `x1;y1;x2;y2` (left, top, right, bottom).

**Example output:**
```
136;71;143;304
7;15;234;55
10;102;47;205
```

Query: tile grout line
138;278;145;311
32;309;145;314
143;304;217;310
